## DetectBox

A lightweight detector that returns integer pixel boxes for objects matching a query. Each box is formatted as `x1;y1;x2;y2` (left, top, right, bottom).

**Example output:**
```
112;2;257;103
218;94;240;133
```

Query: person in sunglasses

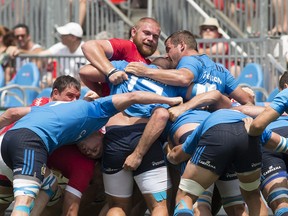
198;17;241;78
198;17;228;57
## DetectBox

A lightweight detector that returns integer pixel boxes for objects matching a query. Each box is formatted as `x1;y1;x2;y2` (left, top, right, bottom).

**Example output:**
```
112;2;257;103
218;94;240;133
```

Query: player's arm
229;86;255;105
0;107;31;128
125;62;194;87
168;90;231;122
232;105;265;118
81;39;114;74
249;106;280;136
79;64;107;94
81;40;127;84
167;145;191;165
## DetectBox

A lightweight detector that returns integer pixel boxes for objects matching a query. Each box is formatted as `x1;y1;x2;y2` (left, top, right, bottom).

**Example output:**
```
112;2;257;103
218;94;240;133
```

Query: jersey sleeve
224;68;239;94
176;56;201;81
270;89;288;115
111;60;129;71
260;128;273;146
109;38;149;63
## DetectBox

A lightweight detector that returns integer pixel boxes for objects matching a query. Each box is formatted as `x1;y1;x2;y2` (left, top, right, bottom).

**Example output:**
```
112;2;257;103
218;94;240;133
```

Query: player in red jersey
80;17;174;216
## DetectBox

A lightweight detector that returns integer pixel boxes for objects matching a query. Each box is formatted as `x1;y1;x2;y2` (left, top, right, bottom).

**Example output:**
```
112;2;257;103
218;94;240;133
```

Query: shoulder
48;42;66;54
31;97;50;106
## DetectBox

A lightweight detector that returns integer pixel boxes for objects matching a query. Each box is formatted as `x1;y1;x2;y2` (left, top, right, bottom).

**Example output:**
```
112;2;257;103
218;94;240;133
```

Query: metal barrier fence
150;0;288;38
3;36;284;94
0;0;133;48
196;37;285;93
5;55;87;88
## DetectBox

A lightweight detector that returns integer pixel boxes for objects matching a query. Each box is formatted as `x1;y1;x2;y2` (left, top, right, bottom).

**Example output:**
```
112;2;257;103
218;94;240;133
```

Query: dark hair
51;75;81;97
165;30;198;52
13;23;30;35
279;71;288;90
3;31;15;46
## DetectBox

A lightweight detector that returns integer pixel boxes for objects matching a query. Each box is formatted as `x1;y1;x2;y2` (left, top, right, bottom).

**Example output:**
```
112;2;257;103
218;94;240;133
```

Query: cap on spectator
199;18;220;29
56;22;83;38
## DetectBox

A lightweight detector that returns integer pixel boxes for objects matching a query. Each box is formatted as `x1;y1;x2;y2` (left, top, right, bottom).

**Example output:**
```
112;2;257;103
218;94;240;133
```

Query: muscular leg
175;163;219;214
142;192;169;216
237;170;268;216
193;185;214;216
106;195;132;216
262;177;288;214
31;169;58;216
61;191;80;216
0;185;13;216
216;178;248;216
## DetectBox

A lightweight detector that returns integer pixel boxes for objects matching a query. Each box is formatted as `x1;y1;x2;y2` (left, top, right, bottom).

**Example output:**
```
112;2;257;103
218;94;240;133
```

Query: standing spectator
269;0;288;36
40;22;87;80
69;0;87;28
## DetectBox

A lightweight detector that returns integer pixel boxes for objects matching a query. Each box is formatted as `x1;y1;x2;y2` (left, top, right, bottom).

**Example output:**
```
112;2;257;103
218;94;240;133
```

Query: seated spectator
6;23;43;56
0;26;10;54
0;26;16;83
40;22;87;83
4;23;44;81
198;17;240;77
198;17;228;57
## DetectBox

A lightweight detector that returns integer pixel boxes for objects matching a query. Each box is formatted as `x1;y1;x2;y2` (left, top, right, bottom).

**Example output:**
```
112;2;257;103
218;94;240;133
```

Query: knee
153;107;170;121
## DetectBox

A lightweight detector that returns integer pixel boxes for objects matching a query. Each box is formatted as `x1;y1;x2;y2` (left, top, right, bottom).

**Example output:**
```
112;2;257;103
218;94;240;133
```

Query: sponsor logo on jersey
202;71;222;85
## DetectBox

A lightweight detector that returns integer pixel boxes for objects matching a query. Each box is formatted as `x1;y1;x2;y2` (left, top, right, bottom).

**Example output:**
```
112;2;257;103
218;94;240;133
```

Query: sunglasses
201;26;218;32
15;34;27;39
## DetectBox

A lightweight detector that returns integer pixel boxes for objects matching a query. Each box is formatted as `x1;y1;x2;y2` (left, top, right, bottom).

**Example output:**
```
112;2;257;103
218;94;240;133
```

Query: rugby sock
174;199;194;216
275;207;288;216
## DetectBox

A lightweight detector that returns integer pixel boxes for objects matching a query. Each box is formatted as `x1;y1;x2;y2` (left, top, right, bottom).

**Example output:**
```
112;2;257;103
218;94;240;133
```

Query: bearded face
131;22;160;57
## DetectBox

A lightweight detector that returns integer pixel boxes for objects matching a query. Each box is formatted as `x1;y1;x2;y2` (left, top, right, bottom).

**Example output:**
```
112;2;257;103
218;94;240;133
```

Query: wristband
107;68;119;79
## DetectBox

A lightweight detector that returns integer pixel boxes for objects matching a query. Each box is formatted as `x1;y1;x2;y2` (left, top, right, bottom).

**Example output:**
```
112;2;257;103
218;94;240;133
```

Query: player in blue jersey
167;92;249;216
0;91;182;216
125;30;254;106
167;109;288;216
80;57;189;216
233;104;288;216
239;71;288;216
261;117;288;216
250;71;288;136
